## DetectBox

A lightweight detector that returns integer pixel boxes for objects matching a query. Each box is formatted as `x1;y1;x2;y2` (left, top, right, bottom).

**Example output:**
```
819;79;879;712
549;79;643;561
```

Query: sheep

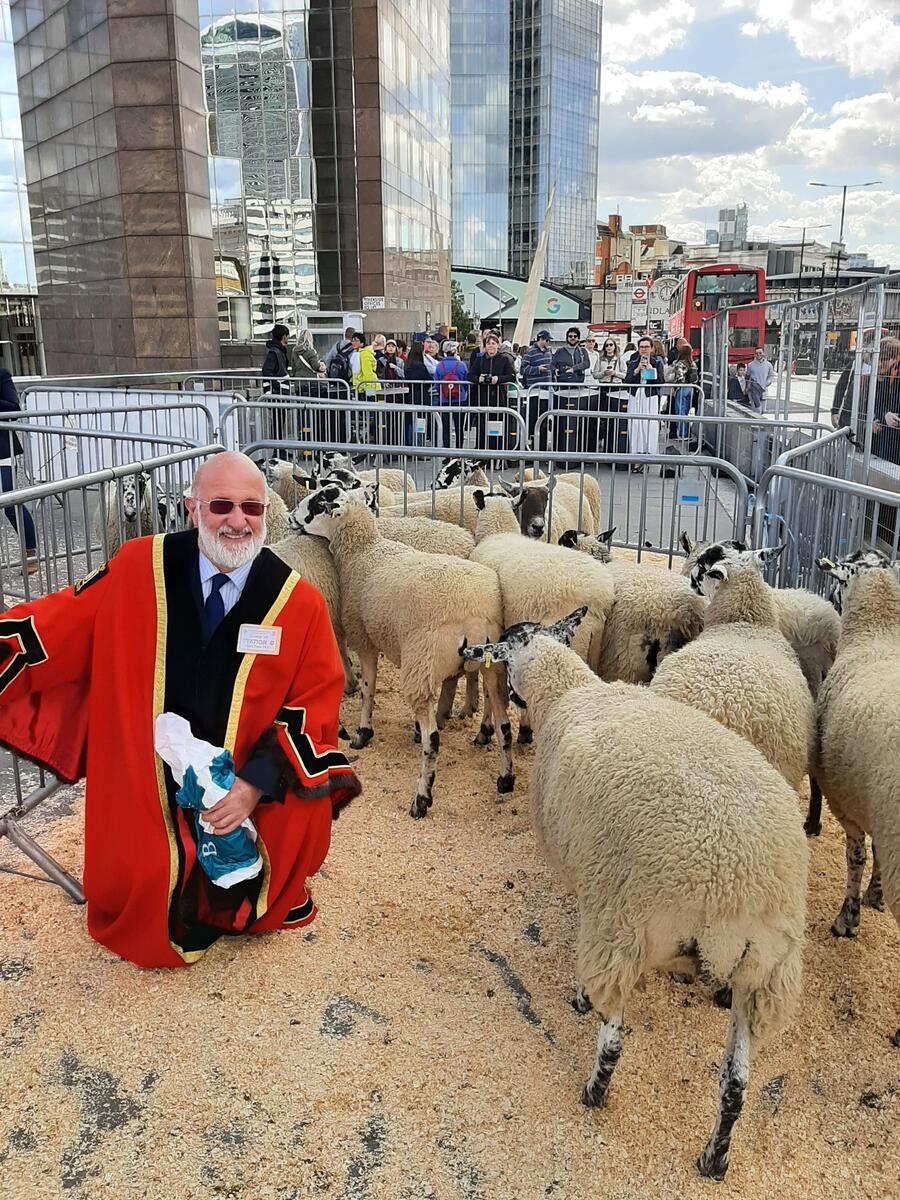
680;532;841;699
262;457;312;508
289;483;514;817
652;541;820;833
92;471;172;558
380;487;484;534
319;451;415;497
517;467;602;534
499;476;591;542
263;487;291;545
558;528;615;562
462;611;807;1181
470;529;615;743
433;456;490;490
472;489;521;543
815;550;900;1015
375;515;475;559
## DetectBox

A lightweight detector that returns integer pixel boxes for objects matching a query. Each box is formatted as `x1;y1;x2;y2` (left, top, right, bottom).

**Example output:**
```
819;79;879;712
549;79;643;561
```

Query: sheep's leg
481;666;514;794
339;641;358;697
350;650;379;749
571;984;593;1015
436;676;458;729
696;1005;751;1181
473;711;494;747
581;1004;624;1108
516;716;533;745
863;843;884;912
804;776;823;837
456;671;480;720
832;824;867;937
410;704;439;820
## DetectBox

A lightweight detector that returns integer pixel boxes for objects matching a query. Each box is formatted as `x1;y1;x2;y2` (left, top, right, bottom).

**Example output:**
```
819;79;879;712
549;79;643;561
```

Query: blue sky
598;0;900;265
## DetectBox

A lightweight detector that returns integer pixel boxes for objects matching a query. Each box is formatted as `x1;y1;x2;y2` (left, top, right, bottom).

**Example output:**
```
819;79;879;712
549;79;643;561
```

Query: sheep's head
679;532;747;577
559;527;616;562
320;451;356;473
289;483;363;538
120;472;149;521
499;476;554;539
817;547;892;613
461;607;587;707
435;457;478;490
689;541;785;597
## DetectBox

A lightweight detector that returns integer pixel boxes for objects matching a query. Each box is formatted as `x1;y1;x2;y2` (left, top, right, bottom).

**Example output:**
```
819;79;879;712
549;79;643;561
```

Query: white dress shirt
198;549;253;617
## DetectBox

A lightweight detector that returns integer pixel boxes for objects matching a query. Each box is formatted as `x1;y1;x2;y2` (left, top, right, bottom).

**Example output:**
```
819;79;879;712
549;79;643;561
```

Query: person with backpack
349;333;380;399
433;340;469;449
324;327;355;396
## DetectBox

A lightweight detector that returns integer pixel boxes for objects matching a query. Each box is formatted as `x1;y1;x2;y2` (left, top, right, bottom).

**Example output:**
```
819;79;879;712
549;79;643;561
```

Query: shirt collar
198;548;254;594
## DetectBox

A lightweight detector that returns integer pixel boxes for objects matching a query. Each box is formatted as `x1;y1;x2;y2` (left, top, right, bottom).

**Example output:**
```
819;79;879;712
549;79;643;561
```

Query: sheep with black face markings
815;549;900;1035
92;471;174;558
462;611;807;1182
652;541;820;834
290;483;514;817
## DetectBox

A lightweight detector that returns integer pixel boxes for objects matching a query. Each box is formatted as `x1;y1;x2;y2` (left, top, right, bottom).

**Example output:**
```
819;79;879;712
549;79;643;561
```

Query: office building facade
451;0;601;288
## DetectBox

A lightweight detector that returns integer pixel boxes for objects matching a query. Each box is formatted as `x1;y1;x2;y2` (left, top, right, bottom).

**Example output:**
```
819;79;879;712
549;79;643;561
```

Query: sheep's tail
731;932;804;1045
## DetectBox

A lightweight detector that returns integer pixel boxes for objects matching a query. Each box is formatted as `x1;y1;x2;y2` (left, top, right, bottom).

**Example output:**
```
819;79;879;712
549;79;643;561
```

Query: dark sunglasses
198;499;268;516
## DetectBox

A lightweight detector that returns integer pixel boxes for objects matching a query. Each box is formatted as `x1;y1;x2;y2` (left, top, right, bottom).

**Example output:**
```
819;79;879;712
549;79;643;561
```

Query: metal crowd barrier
0;445;224;899
753;464;900;591
242;437;749;564
19;385;231;443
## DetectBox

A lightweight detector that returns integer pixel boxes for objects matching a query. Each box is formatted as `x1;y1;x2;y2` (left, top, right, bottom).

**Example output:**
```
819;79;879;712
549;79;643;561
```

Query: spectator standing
520;330;554;447
667;336;690;366
469;332;515;450
728;363;749;403
371;334;387;378
831;355;871;429
624;335;666;471
433;340;469;449
584;336;600;379
402;341;432;445
594;337;625;451
745;347;774;412
290;328;325;397
0;368;38;574
873;337;900;465
460;332;480;369
551;326;591;457
669;345;698;441
423;337;441;376
261;324;291;395
349;333;380;398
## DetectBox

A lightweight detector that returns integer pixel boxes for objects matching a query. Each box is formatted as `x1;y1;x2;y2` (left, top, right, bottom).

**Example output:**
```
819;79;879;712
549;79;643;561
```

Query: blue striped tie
204;572;229;637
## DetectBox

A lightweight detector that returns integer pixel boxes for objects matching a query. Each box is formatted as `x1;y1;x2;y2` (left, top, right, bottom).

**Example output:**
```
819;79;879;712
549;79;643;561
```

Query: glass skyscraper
451;0;601;288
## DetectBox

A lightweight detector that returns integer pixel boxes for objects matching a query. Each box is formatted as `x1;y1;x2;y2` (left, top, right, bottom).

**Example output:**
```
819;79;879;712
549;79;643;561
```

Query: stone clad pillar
12;0;221;374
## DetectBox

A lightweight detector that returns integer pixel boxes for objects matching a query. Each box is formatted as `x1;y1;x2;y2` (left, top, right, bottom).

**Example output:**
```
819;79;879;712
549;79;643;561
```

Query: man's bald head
190;452;266;500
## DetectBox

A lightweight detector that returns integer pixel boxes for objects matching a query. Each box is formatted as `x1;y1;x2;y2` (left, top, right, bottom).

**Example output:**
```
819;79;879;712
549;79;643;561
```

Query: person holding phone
624;336;666;472
468;331;515;450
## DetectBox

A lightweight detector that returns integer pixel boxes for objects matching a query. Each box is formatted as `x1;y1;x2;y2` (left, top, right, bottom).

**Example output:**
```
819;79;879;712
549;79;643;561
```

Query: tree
450;280;474;340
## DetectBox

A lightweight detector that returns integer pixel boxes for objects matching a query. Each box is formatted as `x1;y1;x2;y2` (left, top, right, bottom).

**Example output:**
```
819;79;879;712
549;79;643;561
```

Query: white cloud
727;0;900;83
778;92;900;173
634;98;711;124
601;0;697;65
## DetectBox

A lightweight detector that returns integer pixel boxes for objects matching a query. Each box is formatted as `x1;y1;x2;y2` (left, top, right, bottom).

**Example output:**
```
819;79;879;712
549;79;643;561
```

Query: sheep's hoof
580;1081;608;1109
473;724;494;747
696;1149;728;1182
712;985;732;1010
496;773;515;795
831;898;860;938
863;883;885;912
517;726;533;745
455;706;477;721
409;794;432;819
571;987;593;1015
350;727;373;750
338;725;349;741
803;818;822;837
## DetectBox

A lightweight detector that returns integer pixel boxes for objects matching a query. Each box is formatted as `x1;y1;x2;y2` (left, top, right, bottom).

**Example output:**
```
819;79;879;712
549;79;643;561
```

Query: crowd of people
261;322;706;460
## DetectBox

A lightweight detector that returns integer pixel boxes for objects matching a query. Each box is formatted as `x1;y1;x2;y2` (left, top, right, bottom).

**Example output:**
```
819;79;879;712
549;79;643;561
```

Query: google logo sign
545;297;561;314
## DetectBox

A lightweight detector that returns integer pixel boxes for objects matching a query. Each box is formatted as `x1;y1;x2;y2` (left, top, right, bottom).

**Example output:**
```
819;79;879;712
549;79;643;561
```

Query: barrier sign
362;296;385;310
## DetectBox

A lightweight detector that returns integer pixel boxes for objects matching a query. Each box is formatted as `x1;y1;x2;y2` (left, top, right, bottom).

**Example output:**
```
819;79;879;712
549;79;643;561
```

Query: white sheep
375;515;475;558
380;487;484;534
290;483;514;817
652;542;819;831
434;456;490;490
263;487;291;545
680;532;841;698
557;530;706;685
92;472;171;558
319;451;414;497
470;528;615;743
815;550;900;1012
269;531;358;696
262;457;312;508
462;612;807;1181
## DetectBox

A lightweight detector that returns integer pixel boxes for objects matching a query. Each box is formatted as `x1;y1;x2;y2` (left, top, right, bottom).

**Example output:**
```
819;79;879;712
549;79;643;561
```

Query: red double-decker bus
667;265;766;363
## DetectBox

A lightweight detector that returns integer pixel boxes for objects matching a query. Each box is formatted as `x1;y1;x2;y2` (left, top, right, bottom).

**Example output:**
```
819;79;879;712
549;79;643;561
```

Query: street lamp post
808;181;882;289
778;224;830;301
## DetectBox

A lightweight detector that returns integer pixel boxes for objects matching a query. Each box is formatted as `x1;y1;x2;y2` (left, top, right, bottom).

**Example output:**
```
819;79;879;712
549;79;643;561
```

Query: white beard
197;521;266;571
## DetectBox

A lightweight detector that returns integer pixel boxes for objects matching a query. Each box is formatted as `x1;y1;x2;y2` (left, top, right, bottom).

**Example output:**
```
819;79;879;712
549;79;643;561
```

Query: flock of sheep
98;451;899;1182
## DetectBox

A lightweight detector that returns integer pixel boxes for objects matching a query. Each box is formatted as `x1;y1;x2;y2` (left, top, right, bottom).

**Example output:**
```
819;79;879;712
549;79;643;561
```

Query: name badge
237;624;282;655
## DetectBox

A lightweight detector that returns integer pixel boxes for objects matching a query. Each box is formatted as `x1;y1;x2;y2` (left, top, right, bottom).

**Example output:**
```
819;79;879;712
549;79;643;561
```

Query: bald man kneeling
1;452;360;967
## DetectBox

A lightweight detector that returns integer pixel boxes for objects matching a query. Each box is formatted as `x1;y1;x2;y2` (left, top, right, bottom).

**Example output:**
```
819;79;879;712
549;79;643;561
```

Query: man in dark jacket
469;332;516;452
0;368;38;573
261;325;290;396
521;330;554;447
551;327;591;458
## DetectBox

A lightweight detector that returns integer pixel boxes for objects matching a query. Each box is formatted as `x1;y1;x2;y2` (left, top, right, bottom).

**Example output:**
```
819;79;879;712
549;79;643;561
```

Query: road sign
632;285;647;303
362;296;385;310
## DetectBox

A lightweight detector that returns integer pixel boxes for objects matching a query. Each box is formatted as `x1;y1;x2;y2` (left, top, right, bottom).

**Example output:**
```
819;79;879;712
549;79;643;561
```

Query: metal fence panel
20;386;227;442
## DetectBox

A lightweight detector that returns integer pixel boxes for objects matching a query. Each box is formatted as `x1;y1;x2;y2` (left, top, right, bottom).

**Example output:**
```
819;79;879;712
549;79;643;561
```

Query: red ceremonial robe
0;529;361;968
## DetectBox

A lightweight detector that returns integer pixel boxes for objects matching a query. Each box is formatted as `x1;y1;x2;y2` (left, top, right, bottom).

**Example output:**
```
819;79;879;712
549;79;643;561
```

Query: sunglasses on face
198;499;268;516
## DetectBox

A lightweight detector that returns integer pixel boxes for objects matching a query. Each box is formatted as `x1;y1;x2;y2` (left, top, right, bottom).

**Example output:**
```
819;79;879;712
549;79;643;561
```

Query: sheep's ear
473;489;486;510
599;526;616;545
559;529;581;548
292;465;312;484
680;531;694;555
498;478;516;496
753;545;786;566
547;606;587;645
706;566;727;582
544;475;557;494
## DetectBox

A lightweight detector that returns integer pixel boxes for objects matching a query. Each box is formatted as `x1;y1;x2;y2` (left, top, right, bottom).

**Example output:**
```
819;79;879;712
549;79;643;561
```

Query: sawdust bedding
1;555;898;1200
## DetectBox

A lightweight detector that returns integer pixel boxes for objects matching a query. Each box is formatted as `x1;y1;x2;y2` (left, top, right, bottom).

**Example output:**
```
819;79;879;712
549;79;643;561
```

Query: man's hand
831;413;841;429
885;412;900;429
204;778;262;836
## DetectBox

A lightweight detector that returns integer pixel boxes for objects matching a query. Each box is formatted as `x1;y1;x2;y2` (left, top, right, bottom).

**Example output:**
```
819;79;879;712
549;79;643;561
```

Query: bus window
690;329;701;351
728;327;759;348
694;272;759;299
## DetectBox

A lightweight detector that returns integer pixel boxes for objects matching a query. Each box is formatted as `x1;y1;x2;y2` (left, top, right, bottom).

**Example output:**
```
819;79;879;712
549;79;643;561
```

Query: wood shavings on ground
1;651;898;1198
